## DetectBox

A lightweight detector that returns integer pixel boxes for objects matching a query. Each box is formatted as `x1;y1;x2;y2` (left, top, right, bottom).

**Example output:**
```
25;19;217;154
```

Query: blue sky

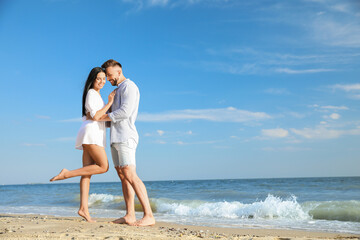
1;0;360;185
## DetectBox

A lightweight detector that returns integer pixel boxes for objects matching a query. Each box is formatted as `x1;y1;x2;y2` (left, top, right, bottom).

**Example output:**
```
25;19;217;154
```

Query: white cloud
330;84;360;100
157;130;165;136
332;83;360;92
310;104;349;112
230;135;240;139
202;43;360;75
203;47;347;75
291;127;340;139
137;107;271;122
308;1;360;46
329;113;340;120
290;126;360;139
275;68;335;74
312;17;360;47
321;105;349;110
261;128;289;138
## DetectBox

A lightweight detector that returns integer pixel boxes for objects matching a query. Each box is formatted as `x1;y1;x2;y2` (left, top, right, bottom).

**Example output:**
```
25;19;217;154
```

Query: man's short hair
101;59;122;69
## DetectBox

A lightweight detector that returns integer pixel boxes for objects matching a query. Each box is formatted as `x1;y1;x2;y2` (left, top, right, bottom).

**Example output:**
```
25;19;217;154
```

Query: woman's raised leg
50;144;109;181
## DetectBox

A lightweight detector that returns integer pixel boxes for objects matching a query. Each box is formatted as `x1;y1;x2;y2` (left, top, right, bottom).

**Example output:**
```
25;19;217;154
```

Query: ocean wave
304;200;360;222
88;193;123;206
155;195;309;220
85;193;360;223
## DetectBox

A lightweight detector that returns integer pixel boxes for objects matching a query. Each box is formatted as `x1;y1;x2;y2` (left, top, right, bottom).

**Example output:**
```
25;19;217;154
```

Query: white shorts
111;139;137;168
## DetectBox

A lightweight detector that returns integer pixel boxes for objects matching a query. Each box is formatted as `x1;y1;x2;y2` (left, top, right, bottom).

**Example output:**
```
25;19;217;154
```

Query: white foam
155;194;309;220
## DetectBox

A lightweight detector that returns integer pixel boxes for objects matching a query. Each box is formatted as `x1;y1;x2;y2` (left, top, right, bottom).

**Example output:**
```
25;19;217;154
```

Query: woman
50;67;115;222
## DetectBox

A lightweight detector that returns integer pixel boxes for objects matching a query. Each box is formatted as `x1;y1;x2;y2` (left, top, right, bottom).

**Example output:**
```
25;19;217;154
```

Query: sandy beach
0;214;358;240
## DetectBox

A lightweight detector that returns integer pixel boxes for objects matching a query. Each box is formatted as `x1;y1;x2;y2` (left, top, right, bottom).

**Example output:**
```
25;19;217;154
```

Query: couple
50;59;155;226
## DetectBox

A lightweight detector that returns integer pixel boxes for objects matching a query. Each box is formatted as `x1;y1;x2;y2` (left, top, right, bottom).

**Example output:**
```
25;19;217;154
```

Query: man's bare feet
111;214;136;224
50;169;69;182
130;215;155;226
78;209;96;223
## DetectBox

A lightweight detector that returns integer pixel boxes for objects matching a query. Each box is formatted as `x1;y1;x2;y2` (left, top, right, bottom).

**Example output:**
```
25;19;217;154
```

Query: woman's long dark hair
82;67;105;116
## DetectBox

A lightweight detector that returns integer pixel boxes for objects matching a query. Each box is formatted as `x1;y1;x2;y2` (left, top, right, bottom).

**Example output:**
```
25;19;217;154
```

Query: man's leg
112;166;136;224
110;143;136;224
121;165;155;226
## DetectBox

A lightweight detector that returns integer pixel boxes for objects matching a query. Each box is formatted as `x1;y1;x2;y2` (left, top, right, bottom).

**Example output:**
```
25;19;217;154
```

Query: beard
111;77;119;86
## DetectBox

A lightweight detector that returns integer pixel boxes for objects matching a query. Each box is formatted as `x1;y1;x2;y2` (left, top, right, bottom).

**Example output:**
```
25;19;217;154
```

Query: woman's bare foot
50;169;69;182
111;214;136;224
78;209;96;223
129;215;155;226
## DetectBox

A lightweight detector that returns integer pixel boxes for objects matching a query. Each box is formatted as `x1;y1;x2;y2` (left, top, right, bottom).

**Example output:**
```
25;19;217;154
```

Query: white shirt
108;79;140;144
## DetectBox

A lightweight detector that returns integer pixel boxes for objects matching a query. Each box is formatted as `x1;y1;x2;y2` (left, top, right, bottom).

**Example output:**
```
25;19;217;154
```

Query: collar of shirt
117;78;130;87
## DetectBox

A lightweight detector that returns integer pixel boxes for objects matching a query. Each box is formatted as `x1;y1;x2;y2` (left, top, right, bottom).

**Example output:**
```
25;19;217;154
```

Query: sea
0;177;359;234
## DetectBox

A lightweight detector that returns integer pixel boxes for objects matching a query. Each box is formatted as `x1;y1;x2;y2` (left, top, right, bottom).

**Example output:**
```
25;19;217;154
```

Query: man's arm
105;106;112;127
108;83;137;123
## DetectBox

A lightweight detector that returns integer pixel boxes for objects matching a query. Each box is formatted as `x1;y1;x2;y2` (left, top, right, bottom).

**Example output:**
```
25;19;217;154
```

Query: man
99;59;155;226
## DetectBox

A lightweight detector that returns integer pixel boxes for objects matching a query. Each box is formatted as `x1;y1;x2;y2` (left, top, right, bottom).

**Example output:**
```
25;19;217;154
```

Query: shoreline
0;214;359;239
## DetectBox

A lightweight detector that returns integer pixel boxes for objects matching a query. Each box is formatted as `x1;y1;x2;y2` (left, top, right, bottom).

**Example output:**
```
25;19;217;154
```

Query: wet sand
0;214;359;239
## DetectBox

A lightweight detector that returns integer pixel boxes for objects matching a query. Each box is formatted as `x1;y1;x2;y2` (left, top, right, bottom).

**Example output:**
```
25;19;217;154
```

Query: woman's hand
108;90;116;104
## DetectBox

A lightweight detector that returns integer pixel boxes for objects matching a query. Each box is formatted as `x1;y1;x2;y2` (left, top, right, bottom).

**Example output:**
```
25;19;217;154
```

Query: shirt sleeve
85;90;98;118
108;83;137;123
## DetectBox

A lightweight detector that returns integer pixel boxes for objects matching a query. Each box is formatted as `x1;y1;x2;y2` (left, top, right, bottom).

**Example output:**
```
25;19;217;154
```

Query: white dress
75;89;106;150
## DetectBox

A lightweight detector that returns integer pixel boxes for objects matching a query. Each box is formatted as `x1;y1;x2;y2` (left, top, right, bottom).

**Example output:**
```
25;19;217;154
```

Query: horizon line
2;175;359;186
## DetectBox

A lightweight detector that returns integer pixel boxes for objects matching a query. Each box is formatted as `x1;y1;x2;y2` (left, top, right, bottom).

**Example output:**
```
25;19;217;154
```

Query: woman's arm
86;90;115;121
98;114;111;121
86;113;111;121
92;99;112;121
